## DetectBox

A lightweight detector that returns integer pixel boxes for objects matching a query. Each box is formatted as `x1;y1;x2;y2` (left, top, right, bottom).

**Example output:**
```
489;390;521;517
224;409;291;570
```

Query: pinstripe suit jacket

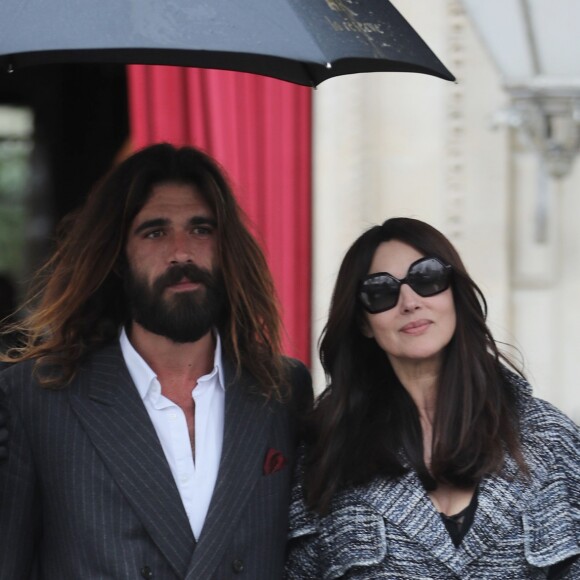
0;342;312;579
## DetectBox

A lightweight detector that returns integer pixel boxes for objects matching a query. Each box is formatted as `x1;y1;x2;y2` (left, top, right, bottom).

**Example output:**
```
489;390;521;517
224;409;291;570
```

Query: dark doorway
0;63;129;295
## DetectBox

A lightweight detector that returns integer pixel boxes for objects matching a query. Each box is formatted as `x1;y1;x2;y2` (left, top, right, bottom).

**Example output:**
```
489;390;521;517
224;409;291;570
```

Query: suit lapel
453;456;533;572
361;472;457;568
185;360;273;579
68;343;195;578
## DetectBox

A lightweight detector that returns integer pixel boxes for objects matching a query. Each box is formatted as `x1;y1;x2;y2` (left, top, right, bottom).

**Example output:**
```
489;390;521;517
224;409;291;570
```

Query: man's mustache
153;264;216;292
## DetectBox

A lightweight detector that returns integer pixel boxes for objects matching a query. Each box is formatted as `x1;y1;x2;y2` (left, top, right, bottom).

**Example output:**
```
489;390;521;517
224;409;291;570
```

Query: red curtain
127;66;312;365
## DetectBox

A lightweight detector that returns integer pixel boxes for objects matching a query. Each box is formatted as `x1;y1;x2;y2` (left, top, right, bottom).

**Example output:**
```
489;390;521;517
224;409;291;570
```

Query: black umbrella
0;0;454;86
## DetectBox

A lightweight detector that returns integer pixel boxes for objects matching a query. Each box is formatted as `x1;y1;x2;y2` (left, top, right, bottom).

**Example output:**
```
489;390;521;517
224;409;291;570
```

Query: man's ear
113;254;128;278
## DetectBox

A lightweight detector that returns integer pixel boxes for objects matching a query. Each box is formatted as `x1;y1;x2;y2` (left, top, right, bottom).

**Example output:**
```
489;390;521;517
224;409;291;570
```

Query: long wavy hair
2;143;286;397
305;217;527;514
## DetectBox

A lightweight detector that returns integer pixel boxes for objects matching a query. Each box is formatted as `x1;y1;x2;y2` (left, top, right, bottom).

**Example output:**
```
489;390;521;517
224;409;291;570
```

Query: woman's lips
400;319;432;334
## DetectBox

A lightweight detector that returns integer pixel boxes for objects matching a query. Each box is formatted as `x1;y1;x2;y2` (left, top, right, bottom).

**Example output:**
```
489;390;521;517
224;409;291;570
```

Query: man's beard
124;263;226;343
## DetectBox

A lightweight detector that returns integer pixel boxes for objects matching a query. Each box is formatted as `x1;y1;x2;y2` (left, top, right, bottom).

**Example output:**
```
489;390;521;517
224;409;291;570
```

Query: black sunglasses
359;256;452;314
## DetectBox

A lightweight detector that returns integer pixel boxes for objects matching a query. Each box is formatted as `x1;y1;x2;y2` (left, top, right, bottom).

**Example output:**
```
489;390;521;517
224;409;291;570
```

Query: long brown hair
306;217;527;514
2;143;286;397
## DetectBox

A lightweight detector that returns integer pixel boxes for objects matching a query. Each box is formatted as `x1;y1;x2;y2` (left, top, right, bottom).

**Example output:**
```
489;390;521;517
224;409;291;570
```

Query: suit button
141;565;153;579
232;559;244;573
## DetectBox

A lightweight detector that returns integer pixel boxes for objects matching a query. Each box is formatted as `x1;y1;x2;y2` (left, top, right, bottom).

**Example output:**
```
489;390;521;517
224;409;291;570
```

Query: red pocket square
263;448;287;475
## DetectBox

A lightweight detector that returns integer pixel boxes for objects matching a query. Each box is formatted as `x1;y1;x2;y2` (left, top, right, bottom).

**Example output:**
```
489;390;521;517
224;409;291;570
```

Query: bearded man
0;143;312;579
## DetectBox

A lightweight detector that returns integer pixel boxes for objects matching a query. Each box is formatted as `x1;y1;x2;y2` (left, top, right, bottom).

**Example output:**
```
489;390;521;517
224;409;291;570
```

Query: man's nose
169;232;194;263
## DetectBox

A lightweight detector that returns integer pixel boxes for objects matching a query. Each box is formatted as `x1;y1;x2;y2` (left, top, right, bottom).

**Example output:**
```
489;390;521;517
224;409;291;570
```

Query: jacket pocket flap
523;478;580;567
319;506;387;579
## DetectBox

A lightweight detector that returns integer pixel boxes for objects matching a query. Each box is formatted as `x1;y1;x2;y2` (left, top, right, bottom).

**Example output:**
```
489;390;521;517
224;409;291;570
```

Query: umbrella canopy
0;0;454;86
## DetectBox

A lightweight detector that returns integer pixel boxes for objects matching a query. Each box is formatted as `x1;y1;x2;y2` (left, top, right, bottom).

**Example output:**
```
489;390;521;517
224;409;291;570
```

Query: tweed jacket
285;373;580;579
0;341;313;579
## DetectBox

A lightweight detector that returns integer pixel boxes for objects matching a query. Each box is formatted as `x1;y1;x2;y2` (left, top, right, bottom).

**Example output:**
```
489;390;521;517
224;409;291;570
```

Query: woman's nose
398;283;421;312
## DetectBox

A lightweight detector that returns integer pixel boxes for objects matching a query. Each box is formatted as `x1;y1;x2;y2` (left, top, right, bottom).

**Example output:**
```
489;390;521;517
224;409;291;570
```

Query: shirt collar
119;327;225;401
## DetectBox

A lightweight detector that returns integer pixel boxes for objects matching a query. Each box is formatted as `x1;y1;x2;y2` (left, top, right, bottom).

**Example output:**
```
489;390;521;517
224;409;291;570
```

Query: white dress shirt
119;328;225;540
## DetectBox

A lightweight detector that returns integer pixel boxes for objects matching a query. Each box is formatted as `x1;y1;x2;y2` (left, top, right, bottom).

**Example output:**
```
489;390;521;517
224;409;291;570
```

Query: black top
439;487;478;548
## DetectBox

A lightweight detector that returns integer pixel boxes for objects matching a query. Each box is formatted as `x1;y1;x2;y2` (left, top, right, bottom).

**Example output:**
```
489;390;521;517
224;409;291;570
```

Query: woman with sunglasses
285;217;579;579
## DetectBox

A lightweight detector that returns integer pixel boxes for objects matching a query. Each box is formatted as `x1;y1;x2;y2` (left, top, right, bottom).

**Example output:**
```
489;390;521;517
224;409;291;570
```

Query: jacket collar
184;356;275;578
358;449;536;575
69;342;195;577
